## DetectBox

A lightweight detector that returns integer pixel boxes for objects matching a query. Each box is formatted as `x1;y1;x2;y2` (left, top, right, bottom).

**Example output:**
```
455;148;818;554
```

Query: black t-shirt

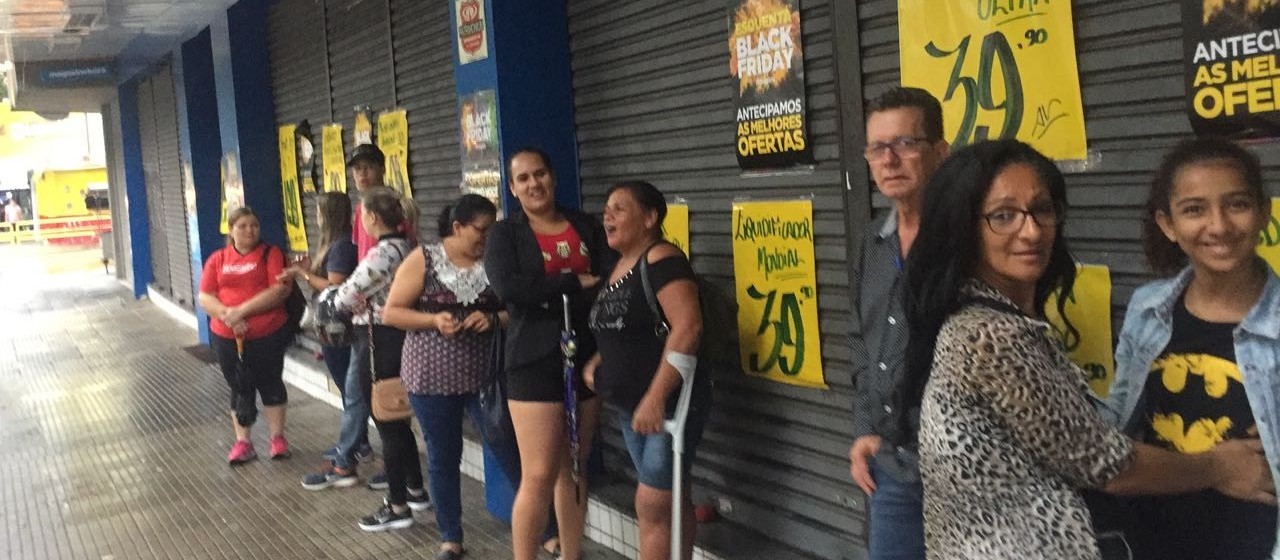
589;255;710;413
1127;291;1276;560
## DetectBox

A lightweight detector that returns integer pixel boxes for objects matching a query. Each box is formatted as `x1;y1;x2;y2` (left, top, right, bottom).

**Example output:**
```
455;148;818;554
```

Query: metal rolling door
325;0;394;160
137;73;171;297
568;0;860;556
151;65;195;311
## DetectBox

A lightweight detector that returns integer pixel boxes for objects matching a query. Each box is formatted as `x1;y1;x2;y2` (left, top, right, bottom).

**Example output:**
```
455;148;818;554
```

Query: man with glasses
848;87;949;560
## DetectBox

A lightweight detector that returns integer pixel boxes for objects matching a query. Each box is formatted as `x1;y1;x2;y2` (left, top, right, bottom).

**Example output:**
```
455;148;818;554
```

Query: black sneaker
300;464;358;491
406;489;432;512
357;499;413;532
367;471;389;490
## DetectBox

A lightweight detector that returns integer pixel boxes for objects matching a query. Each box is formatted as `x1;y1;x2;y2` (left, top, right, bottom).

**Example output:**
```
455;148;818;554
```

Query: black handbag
477;318;516;447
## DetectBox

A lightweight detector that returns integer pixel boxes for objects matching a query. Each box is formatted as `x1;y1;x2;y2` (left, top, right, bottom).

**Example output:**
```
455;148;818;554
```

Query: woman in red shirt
198;207;294;465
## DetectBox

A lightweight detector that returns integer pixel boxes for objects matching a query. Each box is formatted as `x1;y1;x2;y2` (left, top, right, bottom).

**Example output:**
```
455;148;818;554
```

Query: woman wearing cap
486;147;615;560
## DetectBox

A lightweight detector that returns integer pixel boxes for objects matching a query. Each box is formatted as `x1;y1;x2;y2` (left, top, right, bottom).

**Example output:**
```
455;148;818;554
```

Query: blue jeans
867;462;925;560
321;344;351;393
333;334;371;470
410;393;489;543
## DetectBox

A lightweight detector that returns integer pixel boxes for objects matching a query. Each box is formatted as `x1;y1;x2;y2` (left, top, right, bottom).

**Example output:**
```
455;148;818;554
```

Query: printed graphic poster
664;203;690;256
278;125;308;252
219;151;244;235
731;199;826;389
354;107;374;145
459;90;502;209
899;0;1087;160
322;124;347;193
296;123;317;194
1256;197;1280;274
377;109;411;197
456;0;489;64
729;0;812;171
1183;1;1280;138
1045;264;1113;398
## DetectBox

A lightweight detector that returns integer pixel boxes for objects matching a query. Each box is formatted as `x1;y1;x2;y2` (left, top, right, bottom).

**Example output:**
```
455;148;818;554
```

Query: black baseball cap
346;143;385;167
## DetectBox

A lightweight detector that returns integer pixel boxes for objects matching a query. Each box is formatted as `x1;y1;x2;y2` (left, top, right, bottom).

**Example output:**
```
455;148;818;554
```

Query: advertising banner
322;124;347;193
731;199;826;389
729;0;812;171
898;0;1087;160
1045;264;1113;397
1182;1;1280;138
459;90;502;208
377;109;411;197
278;125;308;252
664;202;690;256
456;0;489;64
1256;197;1280;274
219;151;244;235
354;107;374;145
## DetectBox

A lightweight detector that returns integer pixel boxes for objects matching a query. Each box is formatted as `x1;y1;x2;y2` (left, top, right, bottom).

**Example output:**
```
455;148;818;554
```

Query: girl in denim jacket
1106;138;1279;560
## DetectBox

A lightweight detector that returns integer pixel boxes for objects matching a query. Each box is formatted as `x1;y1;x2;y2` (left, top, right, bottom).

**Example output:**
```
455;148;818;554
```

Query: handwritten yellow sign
731;199;826;389
1045;264;1113;397
1256;198;1280;274
663;203;689;256
377;109;412;197
322;124;347;193
278;125;308;252
898;0;1087;160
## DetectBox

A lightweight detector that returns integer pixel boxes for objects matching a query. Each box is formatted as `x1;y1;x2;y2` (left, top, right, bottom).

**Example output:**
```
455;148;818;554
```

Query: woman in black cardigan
485;147;615;560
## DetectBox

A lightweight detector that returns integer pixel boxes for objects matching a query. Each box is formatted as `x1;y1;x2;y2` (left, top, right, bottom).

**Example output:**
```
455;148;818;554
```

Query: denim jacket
1104;264;1280;557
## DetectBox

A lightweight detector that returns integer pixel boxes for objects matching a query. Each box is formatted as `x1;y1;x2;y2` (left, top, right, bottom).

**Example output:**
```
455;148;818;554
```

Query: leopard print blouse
919;281;1134;559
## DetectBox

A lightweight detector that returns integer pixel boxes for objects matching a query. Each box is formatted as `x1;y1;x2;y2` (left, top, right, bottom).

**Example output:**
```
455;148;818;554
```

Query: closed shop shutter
390;0;459;241
137;73;171;297
568;1;860;556
325;0;394;155
151;64;195;311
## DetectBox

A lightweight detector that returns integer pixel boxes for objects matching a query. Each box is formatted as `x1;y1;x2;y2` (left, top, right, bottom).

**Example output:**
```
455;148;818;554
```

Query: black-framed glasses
982;204;1064;235
863;137;932;161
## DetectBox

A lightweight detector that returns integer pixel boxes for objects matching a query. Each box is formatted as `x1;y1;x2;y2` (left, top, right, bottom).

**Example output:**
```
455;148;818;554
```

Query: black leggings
358;324;423;505
211;327;291;426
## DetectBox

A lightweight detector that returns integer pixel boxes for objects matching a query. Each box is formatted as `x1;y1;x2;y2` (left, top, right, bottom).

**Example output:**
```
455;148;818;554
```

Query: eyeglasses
863;137;933;161
982;204;1064;235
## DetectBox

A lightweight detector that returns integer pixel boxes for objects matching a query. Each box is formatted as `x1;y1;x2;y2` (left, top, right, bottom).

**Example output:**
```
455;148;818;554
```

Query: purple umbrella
561;294;582;502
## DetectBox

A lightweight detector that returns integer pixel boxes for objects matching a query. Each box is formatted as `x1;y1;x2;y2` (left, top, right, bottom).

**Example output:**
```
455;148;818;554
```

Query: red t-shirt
199;243;288;340
536;224;591;276
353;203;417;260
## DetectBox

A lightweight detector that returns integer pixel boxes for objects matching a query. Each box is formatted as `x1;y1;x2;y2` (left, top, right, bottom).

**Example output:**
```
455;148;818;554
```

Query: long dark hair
605;180;667;240
311;192;352;276
884;139;1077;447
1143;137;1265;276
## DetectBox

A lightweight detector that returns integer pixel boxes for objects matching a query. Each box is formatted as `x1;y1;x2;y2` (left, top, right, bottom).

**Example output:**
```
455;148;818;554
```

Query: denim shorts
615;402;709;490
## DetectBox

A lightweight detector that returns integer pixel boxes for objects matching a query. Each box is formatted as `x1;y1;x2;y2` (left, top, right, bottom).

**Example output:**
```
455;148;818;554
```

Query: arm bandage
665;351;697;382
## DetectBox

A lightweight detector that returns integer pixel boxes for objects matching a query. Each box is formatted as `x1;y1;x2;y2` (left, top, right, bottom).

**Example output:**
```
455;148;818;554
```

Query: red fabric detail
200;243;288;340
535;224;590;276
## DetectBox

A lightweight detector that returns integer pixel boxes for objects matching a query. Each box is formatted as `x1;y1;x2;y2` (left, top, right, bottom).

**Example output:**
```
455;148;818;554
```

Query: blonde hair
225;206;259;246
312;192;353;276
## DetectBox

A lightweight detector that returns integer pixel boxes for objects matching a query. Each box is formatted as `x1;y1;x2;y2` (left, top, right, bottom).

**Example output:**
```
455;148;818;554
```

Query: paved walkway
0;246;624;560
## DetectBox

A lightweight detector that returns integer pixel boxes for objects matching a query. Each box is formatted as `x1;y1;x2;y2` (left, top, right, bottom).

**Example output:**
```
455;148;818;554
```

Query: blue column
210;0;283;247
451;0;581;212
175;28;224;344
117;78;152;298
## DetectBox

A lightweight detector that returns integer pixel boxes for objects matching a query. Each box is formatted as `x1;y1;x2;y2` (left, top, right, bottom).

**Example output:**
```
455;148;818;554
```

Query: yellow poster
898;1;1087;160
1257;197;1280;274
731;199;826;389
278;125;308;252
1045;264;1113;397
377;109;411;197
663;203;689;256
322;124;347;193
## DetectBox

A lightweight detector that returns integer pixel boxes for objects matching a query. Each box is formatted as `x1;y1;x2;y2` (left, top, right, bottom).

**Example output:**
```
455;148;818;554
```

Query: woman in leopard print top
888;140;1274;559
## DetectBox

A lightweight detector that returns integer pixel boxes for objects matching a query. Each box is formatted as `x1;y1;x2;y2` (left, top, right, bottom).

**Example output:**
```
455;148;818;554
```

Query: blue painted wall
117;78;152;298
175;28;224;344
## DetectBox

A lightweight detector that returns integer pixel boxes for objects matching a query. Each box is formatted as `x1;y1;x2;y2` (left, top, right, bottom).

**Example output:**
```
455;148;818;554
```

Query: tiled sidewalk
0;263;624;560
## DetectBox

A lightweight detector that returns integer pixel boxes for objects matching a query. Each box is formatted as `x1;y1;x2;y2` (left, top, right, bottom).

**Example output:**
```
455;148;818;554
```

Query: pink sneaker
227;440;257;465
269;435;290;460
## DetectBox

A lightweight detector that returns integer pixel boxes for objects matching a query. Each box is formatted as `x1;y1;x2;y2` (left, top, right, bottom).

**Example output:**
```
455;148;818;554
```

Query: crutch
663;364;696;560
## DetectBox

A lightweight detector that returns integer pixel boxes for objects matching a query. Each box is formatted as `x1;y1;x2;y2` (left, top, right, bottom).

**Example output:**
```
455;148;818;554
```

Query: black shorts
507;352;596;403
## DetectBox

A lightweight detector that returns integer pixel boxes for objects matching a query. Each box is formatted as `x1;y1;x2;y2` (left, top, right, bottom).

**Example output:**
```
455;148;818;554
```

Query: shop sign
1182;2;1280;138
729;0;812;171
39;64;113;87
456;0;489;65
377;109;412;197
322;124;347;193
459;90;501;209
899;0;1087;160
663;202;689;256
278;124;308;252
1045;264;1113;397
731;199;826;389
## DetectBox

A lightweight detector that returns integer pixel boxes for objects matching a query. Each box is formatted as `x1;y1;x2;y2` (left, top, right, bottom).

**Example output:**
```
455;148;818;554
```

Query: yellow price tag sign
663;203;689;256
322;124;347;193
1045;264;1113;397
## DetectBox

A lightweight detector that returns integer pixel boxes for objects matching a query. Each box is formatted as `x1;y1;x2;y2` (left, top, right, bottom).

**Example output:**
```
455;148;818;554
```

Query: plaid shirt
850;209;920;482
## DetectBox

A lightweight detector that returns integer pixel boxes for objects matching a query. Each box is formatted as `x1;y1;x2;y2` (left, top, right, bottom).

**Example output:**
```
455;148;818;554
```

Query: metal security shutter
151;65;195;311
390;0;458;242
269;0;332;249
569;1;859;557
137;74;171;297
326;0;394;155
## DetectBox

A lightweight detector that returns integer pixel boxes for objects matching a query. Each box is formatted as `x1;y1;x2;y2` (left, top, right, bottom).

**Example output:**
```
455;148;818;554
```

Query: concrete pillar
116;78;152;298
